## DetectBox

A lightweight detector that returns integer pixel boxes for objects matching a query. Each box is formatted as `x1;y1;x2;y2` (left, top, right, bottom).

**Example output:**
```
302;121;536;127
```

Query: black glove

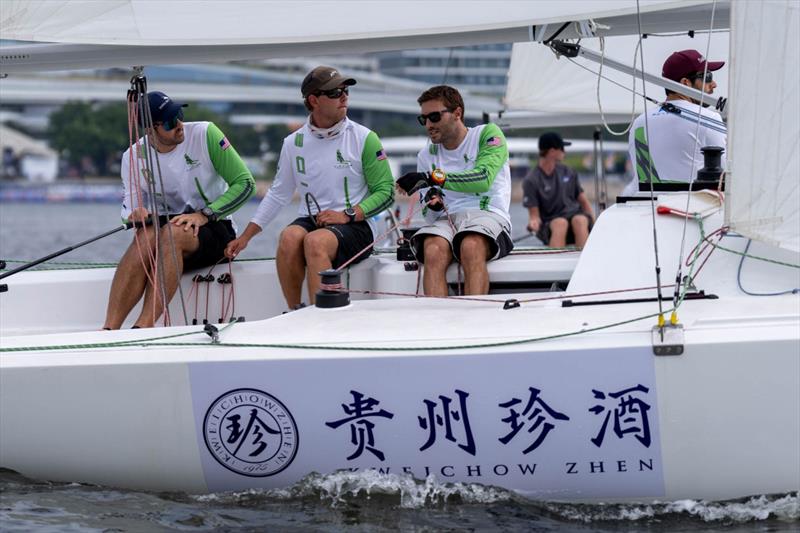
396;171;432;195
423;187;445;212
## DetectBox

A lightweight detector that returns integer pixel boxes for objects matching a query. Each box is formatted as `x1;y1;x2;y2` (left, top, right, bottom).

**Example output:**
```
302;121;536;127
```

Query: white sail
503;32;729;125
0;0;725;73
726;0;800;253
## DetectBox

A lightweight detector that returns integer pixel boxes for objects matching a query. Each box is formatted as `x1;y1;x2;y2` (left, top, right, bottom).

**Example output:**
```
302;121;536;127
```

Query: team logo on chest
334;149;352;169
184;153;201;170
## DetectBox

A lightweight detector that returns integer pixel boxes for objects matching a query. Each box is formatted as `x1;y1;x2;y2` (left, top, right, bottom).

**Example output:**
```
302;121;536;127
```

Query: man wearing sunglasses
395;85;512;297
103;91;255;329
625;49;727;194
225;66;394;310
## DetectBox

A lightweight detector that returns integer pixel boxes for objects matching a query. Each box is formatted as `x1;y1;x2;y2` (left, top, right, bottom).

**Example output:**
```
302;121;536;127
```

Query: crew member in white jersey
625;49;726;195
225;66;394;309
396;85;512;296
104;91;256;329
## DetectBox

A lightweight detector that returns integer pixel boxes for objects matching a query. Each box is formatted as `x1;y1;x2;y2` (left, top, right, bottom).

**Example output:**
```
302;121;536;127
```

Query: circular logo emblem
203;388;299;477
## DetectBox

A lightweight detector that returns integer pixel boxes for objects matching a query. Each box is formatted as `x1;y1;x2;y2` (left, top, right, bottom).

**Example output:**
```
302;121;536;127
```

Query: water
0;200;539;265
0;469;796;532
1;201;798;531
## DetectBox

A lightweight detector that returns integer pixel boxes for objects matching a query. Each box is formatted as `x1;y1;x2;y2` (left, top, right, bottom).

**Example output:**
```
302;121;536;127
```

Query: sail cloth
1;0;724;73
726;0;800;253
502;32;729;126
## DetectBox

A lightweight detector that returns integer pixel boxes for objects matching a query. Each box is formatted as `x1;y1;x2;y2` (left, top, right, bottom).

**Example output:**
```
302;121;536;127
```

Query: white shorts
410;209;513;263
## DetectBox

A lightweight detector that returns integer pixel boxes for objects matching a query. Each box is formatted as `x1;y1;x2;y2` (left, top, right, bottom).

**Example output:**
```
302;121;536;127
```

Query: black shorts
537;212;593;245
154;216;235;271
290;216;374;268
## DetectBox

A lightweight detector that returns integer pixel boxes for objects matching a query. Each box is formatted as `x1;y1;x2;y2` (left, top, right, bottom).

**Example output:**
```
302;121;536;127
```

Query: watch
199;206;217;222
344;207;357;223
430;168;446;186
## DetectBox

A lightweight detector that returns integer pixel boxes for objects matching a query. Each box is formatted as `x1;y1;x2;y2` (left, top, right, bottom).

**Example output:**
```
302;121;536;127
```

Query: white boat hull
2;200;798;502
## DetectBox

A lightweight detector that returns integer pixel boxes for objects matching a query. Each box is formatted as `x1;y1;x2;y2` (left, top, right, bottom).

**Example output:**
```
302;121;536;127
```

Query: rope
595;36;641;136
0;307;674;354
672;0;719;325
635;0;667;328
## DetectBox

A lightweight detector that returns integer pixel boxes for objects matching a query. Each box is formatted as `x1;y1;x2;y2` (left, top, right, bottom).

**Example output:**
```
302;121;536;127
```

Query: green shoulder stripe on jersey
480;196;490;210
358;131;395;218
205;122;256;216
443;123;508;194
194;177;211;205
295;134;304;147
634;126;661;184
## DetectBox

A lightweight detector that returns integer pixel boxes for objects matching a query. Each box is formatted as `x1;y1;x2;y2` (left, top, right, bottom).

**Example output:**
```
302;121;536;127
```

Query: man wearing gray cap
225;66;394;310
103;91;255;329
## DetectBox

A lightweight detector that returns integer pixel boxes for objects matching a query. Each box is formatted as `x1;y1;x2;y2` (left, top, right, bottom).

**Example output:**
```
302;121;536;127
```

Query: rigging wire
634;0;667;329
671;0;719;320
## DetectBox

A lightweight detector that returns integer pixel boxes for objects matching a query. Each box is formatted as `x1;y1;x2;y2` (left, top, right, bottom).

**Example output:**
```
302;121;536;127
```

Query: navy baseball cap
147;91;188;123
538;132;571;152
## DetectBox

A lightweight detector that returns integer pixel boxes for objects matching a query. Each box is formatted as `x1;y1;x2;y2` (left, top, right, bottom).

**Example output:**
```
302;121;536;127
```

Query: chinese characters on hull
499;387;570;454
325;385;653;463
326;390;395;461
418;389;476;456
589;385;653;448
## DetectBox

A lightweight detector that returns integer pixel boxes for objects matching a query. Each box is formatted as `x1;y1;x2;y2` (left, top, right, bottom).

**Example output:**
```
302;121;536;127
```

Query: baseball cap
147;91;188;123
538;132;571;152
662;49;725;82
301;66;357;98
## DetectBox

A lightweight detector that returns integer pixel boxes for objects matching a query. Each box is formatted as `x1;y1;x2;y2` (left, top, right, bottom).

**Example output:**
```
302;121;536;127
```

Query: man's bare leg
303;229;338;305
276;225;309;309
103;228;157;329
134;225;198;328
548;217;569;248
571;214;590;249
422;235;453;297
459;233;491;295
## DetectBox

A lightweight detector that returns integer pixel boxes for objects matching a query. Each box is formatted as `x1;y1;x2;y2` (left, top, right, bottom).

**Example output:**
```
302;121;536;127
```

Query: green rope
0;308;671;354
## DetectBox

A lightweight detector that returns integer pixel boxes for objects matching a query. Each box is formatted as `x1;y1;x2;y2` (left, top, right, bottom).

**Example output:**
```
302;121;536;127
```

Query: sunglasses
156;107;184;132
416;109;452;126
688;71;713;83
317;86;349;99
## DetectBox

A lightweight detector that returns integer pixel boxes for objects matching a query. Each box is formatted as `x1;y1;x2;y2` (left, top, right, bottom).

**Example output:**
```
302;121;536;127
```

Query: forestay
726;0;800;253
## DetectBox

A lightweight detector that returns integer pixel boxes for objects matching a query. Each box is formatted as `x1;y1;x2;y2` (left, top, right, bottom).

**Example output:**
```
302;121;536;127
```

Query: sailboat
0;0;798;502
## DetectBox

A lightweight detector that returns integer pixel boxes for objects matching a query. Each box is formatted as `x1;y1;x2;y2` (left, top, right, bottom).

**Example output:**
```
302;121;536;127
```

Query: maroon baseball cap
662;49;725;82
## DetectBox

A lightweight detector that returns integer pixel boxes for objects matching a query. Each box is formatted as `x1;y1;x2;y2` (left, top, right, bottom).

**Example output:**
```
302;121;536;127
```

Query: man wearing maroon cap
625;49;727;194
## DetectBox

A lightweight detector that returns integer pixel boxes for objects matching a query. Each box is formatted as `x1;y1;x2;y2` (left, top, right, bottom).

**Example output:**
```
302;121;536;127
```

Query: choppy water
1;469;796;532
1;201;798;531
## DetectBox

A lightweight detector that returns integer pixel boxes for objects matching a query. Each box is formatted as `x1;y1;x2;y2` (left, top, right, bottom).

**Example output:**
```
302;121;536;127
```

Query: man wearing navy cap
625;49;727;193
522;132;594;249
103;91;255;329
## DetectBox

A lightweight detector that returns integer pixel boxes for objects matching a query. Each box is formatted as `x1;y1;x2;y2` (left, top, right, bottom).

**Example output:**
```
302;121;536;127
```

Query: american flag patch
486;136;502;147
376;149;387;161
219;137;231;150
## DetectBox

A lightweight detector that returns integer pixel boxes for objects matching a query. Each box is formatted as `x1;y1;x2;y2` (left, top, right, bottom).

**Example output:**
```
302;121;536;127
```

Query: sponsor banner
189;347;664;498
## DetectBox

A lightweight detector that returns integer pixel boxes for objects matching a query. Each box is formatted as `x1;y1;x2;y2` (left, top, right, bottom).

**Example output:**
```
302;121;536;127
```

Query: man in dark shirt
522;132;594;248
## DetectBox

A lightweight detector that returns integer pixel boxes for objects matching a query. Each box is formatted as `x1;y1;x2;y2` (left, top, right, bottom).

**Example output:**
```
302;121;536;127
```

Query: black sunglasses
317;86;349;99
416;109;452;126
156;108;184;132
688;71;713;83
